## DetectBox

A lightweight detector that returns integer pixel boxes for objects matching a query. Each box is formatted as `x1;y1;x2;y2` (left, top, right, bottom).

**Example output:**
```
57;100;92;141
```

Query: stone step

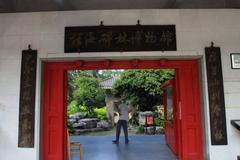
74;128;105;134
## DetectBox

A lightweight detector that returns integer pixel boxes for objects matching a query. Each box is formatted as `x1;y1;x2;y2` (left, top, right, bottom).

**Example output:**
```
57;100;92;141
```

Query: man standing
112;101;130;144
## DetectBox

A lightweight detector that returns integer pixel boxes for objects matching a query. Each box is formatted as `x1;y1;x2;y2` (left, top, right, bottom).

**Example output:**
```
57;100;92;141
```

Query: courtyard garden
67;69;174;135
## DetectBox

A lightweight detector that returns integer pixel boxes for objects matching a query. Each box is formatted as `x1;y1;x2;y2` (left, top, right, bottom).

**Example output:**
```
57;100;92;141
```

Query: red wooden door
42;63;67;160
178;63;203;160
162;79;178;155
161;62;203;160
42;60;203;160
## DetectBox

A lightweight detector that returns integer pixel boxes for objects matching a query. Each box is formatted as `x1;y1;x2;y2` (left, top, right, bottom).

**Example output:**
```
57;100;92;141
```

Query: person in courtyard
112;100;131;144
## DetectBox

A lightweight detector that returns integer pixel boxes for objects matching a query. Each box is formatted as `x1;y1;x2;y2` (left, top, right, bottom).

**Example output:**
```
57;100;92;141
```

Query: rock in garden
69;112;84;120
74;128;104;134
97;120;110;129
155;126;164;134
146;126;155;135
79;118;99;129
90;128;104;132
68;118;77;123
72;121;86;129
74;129;92;134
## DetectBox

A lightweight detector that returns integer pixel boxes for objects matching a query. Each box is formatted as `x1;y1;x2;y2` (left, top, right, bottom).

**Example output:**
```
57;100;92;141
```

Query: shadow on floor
70;135;178;160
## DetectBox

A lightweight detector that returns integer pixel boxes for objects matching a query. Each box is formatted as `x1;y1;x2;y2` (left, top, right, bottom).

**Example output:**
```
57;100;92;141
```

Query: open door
42;63;67;160
161;64;203;160
177;66;203;160
161;79;179;156
42;60;203;160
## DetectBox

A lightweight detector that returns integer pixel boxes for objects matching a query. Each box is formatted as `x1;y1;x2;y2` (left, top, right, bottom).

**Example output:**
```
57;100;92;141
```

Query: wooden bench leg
80;146;83;160
68;146;71;160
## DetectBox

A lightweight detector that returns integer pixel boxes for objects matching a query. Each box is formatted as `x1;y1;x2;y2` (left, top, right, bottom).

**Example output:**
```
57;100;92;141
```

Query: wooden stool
67;130;83;160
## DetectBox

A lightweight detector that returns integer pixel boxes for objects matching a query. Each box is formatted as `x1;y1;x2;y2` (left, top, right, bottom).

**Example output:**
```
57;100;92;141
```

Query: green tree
113;69;174;111
72;74;106;115
68;70;93;104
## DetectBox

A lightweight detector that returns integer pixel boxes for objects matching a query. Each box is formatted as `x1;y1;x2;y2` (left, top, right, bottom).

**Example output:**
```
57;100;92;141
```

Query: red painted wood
42;59;203;160
162;79;178;155
63;71;68;160
175;70;183;159
42;64;66;160
178;62;203;160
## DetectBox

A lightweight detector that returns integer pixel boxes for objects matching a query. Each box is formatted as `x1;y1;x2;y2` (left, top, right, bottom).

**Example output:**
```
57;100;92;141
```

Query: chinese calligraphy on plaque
18;49;37;148
205;46;228;145
65;25;176;53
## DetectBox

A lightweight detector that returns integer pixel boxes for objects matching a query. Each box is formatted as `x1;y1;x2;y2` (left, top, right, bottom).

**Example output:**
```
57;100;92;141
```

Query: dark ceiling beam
0;0;239;13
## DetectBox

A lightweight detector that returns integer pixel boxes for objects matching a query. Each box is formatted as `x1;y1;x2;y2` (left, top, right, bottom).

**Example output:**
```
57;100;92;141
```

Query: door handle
179;101;182;120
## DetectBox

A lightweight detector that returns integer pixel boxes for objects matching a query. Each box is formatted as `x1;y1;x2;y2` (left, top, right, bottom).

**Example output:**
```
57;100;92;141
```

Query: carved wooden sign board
65;25;176;53
18;49;37;148
205;46;228;145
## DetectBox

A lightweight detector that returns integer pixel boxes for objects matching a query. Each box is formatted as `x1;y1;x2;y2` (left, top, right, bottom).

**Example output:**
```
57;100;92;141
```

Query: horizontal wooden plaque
205;46;228;145
65;25;176;53
18;49;37;148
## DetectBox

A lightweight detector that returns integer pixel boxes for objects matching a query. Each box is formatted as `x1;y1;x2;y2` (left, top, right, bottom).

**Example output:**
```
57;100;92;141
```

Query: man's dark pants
115;120;128;142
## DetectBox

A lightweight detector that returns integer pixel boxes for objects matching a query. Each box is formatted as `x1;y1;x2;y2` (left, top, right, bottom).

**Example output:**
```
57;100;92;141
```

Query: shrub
67;100;79;115
154;117;164;128
67;120;74;134
67;101;90;117
153;105;165;128
93;107;107;120
137;125;145;134
154;117;161;126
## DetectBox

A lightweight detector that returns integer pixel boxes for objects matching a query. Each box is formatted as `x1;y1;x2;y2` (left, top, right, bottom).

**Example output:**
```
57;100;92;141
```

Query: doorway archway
41;59;203;160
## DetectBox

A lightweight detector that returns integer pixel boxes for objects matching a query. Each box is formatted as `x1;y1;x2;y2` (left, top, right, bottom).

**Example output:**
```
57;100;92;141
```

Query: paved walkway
70;135;178;160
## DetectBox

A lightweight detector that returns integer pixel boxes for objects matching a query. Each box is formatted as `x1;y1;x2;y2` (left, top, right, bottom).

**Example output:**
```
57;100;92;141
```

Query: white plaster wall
0;9;240;160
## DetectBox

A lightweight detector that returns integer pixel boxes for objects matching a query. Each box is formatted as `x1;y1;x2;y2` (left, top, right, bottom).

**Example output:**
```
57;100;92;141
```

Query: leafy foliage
67;100;80;115
73;76;105;106
137;125;145;134
67;102;94;117
68;70;95;103
154;117;164;127
68;102;107;120
68;70;106;116
67;120;74;134
113;69;174;111
155;106;165;127
98;70;123;80
93;107;107;120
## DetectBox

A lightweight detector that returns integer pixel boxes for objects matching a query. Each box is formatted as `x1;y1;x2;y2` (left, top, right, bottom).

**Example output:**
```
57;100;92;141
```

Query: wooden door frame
41;59;203;160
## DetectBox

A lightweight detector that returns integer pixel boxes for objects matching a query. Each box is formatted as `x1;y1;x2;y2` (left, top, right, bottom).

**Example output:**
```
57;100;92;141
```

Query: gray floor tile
70;135;178;160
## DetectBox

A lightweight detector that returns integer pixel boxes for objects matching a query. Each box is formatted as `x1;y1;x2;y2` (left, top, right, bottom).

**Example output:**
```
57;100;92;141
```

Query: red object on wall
42;59;203;160
146;116;154;125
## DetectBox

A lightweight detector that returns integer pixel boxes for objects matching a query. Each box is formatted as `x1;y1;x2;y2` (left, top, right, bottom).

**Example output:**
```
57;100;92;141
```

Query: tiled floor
70;135;178;160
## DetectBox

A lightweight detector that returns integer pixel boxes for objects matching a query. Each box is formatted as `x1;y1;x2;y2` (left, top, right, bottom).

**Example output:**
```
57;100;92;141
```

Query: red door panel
43;64;66;160
42;60;203;160
162;79;178;155
178;64;203;160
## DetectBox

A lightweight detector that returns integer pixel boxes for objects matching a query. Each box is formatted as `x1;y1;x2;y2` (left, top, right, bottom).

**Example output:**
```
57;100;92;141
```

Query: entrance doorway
41;59;203;160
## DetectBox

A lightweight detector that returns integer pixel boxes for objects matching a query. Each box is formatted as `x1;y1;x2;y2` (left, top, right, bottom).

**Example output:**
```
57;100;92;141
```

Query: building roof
100;76;119;89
